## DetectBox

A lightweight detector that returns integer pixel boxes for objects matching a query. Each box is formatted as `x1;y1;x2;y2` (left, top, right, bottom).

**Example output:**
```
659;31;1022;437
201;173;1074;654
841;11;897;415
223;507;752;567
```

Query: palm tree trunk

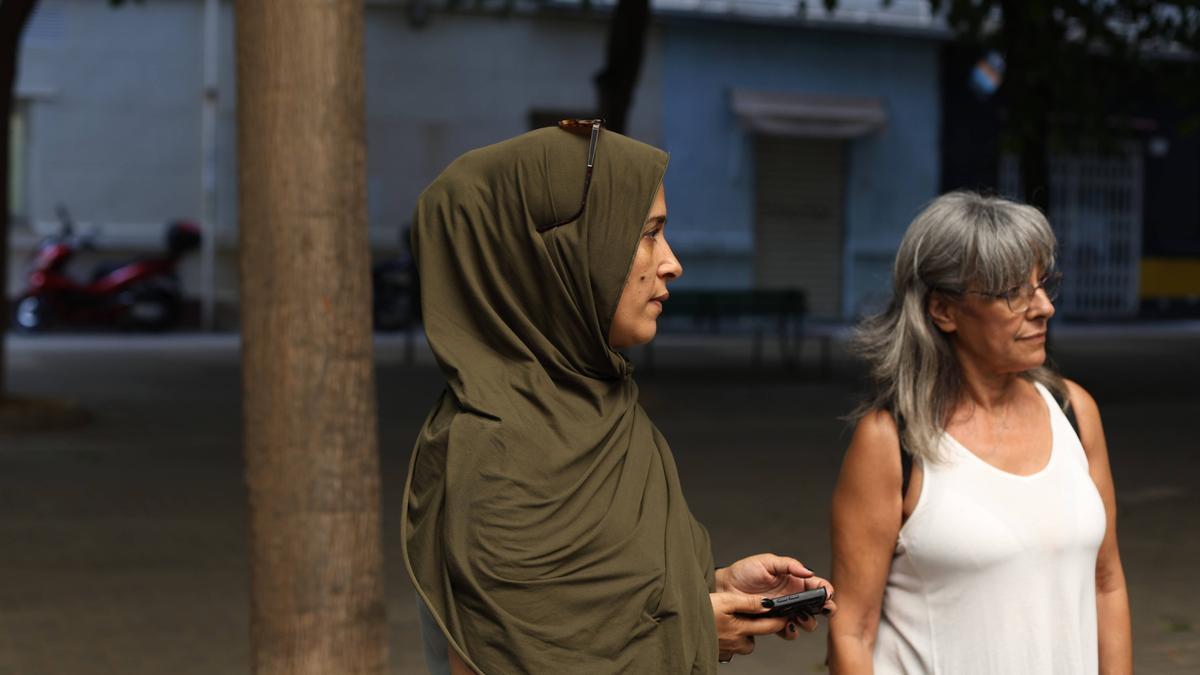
235;2;387;674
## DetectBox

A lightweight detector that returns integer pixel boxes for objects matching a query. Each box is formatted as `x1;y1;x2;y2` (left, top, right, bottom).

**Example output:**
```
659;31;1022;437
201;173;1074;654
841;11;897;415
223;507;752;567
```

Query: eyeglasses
952;271;1063;313
538;119;603;232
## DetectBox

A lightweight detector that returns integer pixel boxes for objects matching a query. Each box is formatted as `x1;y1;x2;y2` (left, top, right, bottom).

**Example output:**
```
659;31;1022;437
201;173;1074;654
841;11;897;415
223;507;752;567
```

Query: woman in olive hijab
402;122;834;674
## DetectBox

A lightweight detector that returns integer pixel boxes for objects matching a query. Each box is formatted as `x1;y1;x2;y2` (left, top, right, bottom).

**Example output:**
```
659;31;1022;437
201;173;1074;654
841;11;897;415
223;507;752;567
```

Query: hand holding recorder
711;554;837;663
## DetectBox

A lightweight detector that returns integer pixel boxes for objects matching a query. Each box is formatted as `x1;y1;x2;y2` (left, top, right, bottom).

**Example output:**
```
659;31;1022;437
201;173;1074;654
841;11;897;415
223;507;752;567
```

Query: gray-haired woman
827;192;1131;674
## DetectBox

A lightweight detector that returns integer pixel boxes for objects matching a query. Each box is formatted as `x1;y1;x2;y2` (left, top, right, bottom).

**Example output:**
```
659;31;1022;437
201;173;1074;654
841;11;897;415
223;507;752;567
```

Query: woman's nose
1027;286;1055;319
659;239;683;280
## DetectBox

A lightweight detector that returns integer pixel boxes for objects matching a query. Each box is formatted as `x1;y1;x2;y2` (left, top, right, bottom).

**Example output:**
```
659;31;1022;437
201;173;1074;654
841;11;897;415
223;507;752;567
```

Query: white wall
10;0;664;309
364;8;663;242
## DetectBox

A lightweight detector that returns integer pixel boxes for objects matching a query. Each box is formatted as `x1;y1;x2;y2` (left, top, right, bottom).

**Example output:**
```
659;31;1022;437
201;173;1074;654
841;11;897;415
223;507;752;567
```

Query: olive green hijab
401;126;717;674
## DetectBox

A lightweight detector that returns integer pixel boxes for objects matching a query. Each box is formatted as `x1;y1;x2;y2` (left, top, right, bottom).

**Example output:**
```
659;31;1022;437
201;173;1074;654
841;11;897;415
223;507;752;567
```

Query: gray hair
852;191;1068;463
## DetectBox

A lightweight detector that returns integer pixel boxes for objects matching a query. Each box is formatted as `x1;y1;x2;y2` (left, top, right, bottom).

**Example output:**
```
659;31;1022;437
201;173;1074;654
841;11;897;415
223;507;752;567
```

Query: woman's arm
448;648;473;675
1066;379;1133;675
828;411;905;675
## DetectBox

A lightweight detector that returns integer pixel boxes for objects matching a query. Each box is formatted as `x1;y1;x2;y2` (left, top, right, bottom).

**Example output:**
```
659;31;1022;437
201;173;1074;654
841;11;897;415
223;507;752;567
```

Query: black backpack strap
1050;384;1080;438
894;411;912;498
1065;404;1079;437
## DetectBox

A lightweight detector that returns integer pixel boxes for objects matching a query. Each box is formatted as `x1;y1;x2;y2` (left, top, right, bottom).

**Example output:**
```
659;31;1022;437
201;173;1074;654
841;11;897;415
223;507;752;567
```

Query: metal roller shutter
753;135;846;318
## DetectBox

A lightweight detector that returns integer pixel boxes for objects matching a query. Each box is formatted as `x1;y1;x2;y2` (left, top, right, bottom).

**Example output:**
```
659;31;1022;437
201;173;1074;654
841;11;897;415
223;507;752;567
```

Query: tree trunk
1018;125;1051;214
235;2;387;674
594;0;649;135
998;0;1052;214
0;0;40;399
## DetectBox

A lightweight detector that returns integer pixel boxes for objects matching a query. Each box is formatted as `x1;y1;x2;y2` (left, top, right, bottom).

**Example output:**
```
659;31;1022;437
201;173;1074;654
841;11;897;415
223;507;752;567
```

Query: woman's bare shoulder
1062;378;1098;414
841;410;902;479
835;409;904;522
851;409;900;448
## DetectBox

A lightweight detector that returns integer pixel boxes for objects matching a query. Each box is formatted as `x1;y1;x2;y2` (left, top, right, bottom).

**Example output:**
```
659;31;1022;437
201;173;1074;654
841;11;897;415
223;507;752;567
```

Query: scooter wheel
13;295;49;332
124;285;180;331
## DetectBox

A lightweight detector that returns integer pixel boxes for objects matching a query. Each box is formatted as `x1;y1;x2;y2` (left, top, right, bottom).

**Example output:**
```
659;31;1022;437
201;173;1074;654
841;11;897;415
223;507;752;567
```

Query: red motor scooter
13;206;202;332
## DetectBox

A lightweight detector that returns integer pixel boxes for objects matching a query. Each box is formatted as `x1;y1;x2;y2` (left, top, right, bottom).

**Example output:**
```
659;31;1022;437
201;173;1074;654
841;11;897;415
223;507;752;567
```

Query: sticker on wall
969;51;1006;99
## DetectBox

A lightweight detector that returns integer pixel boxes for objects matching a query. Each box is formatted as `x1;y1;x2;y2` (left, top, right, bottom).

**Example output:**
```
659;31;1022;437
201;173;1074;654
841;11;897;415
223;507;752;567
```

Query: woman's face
608;185;682;350
930;266;1056;375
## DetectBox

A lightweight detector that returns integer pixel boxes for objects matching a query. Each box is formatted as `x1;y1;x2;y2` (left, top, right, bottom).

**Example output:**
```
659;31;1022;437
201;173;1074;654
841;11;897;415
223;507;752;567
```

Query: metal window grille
999;148;1143;318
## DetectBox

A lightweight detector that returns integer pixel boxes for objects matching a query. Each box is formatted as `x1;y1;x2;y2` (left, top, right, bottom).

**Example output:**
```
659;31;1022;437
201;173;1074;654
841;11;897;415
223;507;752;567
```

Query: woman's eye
643;228;660;240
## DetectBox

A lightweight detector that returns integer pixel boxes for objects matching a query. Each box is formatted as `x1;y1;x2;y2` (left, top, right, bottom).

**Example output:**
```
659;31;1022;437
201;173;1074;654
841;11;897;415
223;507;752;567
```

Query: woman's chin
1010;353;1047;373
640;322;660;344
609;323;659;350
627;324;659;349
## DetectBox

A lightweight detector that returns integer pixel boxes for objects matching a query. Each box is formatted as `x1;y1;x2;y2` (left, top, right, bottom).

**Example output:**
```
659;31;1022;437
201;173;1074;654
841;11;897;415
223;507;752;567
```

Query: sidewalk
1;328;1197;673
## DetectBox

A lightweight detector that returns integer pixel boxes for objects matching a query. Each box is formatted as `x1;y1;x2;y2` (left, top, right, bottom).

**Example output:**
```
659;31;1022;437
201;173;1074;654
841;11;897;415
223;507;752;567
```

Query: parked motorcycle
13;206;202;332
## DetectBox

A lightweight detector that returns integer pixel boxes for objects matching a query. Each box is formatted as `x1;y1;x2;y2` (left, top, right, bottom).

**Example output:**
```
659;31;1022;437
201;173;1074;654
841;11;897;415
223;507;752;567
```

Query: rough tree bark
235;2;388;674
594;0;649;135
0;0;39;399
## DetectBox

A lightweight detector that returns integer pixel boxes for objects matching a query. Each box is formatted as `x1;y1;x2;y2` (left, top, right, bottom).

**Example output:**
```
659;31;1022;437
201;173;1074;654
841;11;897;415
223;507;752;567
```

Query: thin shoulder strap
894;411;913;498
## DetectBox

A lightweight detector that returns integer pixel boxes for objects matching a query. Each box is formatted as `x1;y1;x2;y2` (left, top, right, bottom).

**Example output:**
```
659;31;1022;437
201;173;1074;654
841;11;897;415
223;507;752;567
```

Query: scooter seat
90;260;138;282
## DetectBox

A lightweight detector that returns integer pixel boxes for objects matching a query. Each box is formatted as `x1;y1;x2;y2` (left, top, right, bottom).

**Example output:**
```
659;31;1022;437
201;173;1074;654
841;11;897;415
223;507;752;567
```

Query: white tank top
873;382;1107;674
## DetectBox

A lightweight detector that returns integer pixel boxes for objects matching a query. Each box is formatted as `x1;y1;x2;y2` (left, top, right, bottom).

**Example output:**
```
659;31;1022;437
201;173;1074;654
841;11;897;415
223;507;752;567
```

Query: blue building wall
660;20;941;316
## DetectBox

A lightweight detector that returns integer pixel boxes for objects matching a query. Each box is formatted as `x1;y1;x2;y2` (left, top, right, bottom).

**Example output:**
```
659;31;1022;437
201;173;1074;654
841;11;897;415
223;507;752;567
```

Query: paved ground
1;326;1198;674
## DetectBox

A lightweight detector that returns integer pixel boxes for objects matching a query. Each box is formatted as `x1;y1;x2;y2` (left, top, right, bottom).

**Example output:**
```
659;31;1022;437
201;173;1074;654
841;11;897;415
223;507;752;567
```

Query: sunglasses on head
538;119;604;232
